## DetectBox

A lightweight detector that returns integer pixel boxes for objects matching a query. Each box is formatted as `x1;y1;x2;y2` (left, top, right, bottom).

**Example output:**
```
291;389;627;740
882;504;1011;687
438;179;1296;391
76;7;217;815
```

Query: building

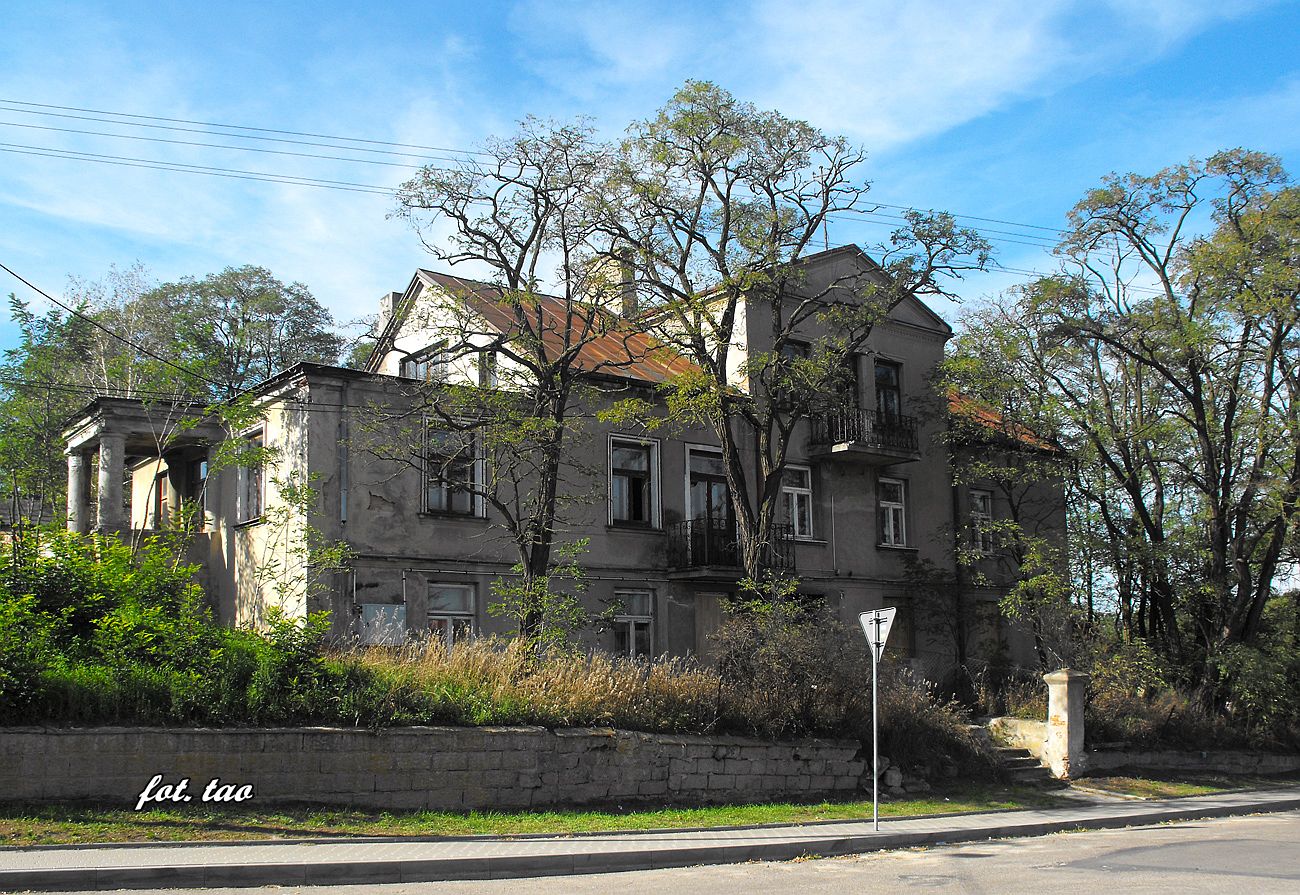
63;246;1062;676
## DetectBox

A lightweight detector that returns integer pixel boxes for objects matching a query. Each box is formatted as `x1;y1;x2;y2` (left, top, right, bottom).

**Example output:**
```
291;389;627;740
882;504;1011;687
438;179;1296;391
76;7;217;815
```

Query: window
878;477;907;546
423;428;480;515
780;465;815;539
612;590;654;658
610;437;658;526
969;489;995;555
237;431;264;523
401;343;450;382
151;471;169;530
359;603;407;646
875;360;902;419
427;584;475;648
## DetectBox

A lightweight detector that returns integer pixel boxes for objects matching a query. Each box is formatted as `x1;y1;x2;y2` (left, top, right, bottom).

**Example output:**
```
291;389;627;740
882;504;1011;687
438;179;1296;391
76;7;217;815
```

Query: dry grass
343;637;725;733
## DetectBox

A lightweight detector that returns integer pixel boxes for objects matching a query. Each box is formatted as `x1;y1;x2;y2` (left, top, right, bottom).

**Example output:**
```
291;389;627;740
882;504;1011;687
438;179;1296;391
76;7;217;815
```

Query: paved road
29;810;1300;895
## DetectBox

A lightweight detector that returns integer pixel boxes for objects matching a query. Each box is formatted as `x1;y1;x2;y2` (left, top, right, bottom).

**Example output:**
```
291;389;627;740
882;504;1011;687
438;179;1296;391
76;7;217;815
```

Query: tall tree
949;150;1299;693
599;81;991;587
145;265;343;399
385;118;645;642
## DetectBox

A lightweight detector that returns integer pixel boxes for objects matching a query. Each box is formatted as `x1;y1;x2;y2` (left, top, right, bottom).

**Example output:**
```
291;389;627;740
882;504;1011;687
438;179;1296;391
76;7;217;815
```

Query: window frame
875;359;902;418
401;342;450;382
780;464;815;539
611;589;654;658
426;582;476;649
236;429;265;525
877;476;908;547
609;435;661;528
969;488;995;556
422;425;484;517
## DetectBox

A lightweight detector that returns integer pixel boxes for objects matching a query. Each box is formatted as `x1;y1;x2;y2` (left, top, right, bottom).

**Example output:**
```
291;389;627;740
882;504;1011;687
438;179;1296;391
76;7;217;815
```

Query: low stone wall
0;726;866;811
1083;747;1300;777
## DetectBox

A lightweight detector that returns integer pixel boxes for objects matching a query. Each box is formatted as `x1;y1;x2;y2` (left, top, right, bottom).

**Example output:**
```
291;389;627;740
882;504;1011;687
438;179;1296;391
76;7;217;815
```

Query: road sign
859;608;896;662
858;607;897;832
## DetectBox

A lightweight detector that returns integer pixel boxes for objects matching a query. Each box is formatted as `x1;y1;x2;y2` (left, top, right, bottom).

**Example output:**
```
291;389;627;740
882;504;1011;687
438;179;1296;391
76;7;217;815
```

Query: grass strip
0;782;1069;847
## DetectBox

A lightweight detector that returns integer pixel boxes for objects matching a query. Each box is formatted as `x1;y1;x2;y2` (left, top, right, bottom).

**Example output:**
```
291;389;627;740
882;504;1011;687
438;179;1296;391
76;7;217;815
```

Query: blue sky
1;0;1297;352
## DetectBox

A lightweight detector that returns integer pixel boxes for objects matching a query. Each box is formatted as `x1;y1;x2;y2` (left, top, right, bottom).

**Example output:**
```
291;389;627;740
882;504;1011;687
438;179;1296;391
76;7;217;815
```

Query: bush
710;602;993;776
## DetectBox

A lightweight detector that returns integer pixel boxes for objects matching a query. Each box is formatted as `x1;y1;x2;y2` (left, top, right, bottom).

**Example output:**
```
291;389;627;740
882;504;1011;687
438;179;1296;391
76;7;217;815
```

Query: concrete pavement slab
1;787;1298;891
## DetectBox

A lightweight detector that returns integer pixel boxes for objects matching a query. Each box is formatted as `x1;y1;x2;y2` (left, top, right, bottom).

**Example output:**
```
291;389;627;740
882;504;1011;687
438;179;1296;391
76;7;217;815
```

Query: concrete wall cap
1042;668;1090;683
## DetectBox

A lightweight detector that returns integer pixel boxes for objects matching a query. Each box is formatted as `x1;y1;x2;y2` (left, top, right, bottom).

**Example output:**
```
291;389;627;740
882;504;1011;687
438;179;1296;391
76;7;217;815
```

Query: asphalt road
28;810;1300;895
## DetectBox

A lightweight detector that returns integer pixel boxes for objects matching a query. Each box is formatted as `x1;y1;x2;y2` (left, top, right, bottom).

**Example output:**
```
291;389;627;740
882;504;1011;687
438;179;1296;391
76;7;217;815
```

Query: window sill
419;511;487;521
791;537;827;545
607;523;663;533
234;517;264;529
875;543;918;552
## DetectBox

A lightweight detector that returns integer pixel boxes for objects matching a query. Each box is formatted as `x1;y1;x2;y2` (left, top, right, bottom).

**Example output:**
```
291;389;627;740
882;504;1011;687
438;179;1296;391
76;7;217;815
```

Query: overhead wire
0;98;491;158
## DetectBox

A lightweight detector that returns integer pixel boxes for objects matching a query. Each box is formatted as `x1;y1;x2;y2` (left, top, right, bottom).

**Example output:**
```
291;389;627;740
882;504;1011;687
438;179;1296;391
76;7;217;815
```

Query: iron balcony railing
809;407;920;453
666;518;796;572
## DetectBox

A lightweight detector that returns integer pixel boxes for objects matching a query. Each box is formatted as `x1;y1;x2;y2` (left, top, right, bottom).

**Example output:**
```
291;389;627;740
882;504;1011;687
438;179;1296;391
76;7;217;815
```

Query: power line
0;261;223;389
0;144;396;196
0;120;435;169
0;98;491;157
0;98;1080;240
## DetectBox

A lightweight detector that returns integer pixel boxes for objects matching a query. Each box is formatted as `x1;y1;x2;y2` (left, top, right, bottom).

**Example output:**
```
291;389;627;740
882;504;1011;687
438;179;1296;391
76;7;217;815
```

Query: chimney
377;291;401;329
618;251;638;317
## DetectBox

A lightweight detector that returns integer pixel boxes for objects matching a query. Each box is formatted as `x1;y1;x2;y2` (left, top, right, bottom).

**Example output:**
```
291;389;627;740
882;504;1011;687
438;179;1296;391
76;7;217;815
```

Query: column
66;452;90;532
96;433;126;531
1043;668;1089;779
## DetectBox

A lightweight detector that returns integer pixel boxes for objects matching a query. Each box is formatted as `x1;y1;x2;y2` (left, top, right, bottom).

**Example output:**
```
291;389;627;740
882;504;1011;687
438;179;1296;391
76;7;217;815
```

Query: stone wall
0;726;866;811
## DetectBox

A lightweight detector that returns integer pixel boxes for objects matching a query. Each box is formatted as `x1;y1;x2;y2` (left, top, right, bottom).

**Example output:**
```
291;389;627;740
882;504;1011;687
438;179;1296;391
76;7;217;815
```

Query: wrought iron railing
666;519;796;572
809;408;920;453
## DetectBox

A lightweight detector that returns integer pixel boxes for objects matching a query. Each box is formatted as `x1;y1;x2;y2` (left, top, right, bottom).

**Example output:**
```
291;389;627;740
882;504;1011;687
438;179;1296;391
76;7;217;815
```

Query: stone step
994;746;1033;757
1001;756;1044;770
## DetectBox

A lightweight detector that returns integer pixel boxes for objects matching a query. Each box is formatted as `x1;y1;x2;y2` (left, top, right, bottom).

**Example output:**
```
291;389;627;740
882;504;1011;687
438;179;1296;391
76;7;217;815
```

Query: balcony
666;518;796;577
808;408;921;465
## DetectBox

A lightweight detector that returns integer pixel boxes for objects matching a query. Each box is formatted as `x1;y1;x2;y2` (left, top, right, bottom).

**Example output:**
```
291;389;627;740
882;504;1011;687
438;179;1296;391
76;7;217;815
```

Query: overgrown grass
1074;770;1300;799
0;783;1070;847
0;530;991;786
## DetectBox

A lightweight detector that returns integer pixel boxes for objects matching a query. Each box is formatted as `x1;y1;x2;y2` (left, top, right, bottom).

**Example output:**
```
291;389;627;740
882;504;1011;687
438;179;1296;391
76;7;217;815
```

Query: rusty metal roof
418;271;698;385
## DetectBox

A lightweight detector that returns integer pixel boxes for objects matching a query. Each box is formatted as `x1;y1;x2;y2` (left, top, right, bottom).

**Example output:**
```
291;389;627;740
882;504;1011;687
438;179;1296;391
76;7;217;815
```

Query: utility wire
0;98;491;157
0;145;396;195
0;120;435;169
0;261;223;388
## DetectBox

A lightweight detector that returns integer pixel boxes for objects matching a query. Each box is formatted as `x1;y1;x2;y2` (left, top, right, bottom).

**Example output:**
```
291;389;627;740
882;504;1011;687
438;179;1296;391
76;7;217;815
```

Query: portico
63;397;223;533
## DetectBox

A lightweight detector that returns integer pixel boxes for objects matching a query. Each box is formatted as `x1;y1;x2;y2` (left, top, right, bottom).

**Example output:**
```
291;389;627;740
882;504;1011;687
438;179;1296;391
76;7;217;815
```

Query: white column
66;452;90;532
1043;668;1089;779
96;433;126;531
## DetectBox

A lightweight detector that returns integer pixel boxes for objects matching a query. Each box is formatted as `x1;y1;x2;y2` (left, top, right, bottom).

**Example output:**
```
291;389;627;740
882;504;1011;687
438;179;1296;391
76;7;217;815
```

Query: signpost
858;607;896;832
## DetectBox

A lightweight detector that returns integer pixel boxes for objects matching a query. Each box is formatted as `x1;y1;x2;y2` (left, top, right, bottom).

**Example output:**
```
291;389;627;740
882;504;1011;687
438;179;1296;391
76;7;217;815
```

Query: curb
3;794;1299;891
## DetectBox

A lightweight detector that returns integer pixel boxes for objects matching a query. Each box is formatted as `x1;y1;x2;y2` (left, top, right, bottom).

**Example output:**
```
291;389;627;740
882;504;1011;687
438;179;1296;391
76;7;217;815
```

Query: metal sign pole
858;607;894;835
872;630;879;832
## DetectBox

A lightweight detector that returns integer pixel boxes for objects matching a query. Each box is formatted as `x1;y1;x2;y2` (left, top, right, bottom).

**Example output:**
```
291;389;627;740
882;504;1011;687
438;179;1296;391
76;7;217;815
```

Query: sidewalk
2;787;1298;891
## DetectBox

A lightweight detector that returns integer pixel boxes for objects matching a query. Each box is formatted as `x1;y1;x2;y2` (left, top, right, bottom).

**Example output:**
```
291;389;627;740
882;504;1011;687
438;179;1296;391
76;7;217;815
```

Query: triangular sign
858;608;897;662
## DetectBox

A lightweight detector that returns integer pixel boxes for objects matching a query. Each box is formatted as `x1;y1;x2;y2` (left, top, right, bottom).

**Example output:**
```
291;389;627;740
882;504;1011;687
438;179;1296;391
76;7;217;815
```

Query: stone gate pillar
1043;668;1088;779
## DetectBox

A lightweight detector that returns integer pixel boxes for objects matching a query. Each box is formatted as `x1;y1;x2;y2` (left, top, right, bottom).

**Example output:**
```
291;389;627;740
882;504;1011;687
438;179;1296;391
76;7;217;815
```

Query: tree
0;295;95;524
384;118;644;642
143;266;343;399
949;150;1299;695
599;81;991;588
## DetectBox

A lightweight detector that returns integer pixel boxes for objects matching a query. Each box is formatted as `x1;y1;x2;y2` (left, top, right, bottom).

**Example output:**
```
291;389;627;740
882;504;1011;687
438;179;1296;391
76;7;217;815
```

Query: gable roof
948;392;1061;454
368;270;698;385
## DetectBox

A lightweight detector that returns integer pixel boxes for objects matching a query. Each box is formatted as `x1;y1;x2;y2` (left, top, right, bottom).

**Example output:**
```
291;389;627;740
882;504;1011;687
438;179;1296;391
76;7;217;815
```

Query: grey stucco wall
0;726;866;811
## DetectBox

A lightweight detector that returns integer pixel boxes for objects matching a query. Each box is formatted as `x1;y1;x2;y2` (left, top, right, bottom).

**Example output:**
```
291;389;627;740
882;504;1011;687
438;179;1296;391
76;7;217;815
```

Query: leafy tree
384;118;641;643
598;81;991;587
948;150;1299;697
0;295;95;524
143;265;343;398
